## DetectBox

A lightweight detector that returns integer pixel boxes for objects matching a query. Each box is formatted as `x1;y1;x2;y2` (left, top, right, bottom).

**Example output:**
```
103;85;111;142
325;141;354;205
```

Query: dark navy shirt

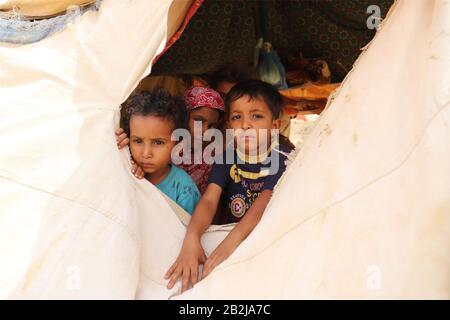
208;143;292;223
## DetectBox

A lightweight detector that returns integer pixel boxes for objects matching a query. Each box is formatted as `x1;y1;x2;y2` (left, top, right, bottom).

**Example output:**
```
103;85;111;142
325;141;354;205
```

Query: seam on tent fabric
138;271;180;300
140;270;167;287
214;102;450;273
0;175;139;245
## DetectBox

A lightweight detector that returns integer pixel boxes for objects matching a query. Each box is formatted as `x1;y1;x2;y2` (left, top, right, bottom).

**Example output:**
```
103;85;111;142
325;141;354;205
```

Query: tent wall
153;0;393;82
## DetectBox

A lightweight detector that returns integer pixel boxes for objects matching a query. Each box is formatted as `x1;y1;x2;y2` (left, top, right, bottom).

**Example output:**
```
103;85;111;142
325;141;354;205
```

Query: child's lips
140;162;154;169
236;133;256;140
241;136;257;144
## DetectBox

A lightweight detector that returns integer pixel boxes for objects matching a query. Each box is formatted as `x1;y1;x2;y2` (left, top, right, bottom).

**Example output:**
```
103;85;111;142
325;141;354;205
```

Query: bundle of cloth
0;0;96;18
0;0;100;44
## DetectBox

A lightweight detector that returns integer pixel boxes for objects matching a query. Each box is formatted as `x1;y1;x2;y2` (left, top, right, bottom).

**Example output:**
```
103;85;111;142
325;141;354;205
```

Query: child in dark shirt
165;80;294;292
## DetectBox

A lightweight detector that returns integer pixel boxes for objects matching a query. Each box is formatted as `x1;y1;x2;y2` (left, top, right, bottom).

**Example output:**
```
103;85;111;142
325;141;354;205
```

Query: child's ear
272;118;281;129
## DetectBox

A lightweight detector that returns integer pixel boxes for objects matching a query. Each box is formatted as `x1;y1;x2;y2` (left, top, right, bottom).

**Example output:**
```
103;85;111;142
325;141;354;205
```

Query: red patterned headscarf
184;87;225;112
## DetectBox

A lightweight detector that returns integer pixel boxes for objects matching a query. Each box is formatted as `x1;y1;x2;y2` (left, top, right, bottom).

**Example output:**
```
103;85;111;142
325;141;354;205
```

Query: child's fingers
136;166;145;179
131;161;138;173
167;268;181;289
165;262;177;279
118;138;129;149
190;266;198;286
115;128;124;135
202;268;210;279
181;269;191;293
202;260;212;280
117;133;129;149
117;132;127;142
202;254;220;280
131;162;144;179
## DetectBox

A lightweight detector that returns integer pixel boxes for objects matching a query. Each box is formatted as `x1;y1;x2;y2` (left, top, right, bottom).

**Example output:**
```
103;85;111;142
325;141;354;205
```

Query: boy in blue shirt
121;89;200;214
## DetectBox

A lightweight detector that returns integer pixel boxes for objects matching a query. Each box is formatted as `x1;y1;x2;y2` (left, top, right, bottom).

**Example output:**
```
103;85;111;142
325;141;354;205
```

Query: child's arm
165;183;222;293
201;189;273;279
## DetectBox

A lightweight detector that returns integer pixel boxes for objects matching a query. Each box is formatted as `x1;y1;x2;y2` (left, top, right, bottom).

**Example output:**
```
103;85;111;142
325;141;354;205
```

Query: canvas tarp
0;0;449;299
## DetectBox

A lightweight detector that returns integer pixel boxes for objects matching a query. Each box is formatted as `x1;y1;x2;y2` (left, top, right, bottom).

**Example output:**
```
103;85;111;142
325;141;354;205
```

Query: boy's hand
115;128;144;179
165;236;206;293
201;190;274;280
201;237;238;279
115;128;130;149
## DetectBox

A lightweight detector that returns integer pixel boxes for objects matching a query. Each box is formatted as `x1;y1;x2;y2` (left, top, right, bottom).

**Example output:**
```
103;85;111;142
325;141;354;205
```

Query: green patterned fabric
153;0;393;82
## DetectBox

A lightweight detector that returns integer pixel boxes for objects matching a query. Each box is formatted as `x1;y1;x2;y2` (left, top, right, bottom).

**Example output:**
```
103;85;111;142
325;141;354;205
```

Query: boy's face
188;107;221;146
129;115;175;174
227;96;280;155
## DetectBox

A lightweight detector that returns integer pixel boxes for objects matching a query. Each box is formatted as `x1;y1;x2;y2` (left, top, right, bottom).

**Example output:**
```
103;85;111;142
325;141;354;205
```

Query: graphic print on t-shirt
208;143;292;223
230;193;247;218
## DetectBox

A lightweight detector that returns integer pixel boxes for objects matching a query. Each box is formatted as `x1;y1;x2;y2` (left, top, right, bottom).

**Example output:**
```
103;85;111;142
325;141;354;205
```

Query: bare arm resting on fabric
201;189;273;279
165;183;221;293
165;183;273;293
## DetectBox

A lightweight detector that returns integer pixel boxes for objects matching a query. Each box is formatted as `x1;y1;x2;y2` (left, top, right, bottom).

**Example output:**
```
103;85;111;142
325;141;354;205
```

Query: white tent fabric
0;0;200;299
0;0;449;299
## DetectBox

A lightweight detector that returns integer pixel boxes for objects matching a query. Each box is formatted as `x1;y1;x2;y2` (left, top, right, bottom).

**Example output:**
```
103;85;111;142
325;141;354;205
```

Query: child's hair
224;79;283;120
224;79;295;150
120;89;187;135
209;63;259;91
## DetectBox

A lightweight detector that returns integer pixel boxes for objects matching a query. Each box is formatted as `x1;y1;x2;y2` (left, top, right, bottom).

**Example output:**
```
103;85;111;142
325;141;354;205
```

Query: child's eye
252;114;264;119
132;139;142;144
153;139;164;146
231;114;240;121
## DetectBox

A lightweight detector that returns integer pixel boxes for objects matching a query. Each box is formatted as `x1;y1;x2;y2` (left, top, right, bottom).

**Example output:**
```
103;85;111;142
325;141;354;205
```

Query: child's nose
241;116;252;130
143;144;153;158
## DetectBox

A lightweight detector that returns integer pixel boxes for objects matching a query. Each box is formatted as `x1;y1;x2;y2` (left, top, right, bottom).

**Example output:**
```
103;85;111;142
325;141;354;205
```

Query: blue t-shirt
156;165;200;215
208;142;292;223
